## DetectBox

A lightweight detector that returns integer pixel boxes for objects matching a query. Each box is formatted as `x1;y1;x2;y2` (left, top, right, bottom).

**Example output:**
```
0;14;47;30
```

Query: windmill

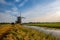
16;11;21;24
15;10;24;24
10;10;24;24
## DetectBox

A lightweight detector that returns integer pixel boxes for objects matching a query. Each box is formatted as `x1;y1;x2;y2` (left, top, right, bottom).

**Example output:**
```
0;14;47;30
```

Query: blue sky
0;0;60;23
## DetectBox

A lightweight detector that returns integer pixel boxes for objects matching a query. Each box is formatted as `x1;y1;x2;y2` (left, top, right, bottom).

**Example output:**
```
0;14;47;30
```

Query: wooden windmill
16;11;24;24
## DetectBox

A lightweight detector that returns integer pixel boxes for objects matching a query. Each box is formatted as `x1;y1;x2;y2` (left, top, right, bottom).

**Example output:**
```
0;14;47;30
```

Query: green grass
25;23;60;28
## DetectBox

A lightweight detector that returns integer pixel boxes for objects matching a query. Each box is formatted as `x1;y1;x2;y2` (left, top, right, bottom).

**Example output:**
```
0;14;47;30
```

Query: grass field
0;24;59;40
25;23;60;28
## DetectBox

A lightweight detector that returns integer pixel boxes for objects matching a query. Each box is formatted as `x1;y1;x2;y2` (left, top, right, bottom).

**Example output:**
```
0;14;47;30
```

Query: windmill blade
21;17;25;18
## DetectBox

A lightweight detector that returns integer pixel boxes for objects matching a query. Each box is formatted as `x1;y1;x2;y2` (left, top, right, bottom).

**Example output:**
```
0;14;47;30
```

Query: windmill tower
16;11;22;24
16;16;21;24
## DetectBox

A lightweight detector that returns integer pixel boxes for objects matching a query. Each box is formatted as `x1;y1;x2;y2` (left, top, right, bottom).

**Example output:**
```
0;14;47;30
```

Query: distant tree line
23;22;60;24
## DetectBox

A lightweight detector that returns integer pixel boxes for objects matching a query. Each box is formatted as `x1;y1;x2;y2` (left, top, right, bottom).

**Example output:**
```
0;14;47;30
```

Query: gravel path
23;25;60;39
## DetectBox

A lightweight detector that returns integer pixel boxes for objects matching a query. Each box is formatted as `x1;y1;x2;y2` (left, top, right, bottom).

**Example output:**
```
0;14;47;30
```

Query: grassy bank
0;24;59;40
25;23;60;28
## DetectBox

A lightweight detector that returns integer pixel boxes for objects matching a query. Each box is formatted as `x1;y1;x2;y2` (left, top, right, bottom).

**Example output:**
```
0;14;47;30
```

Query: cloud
0;0;28;8
19;0;28;7
0;7;20;23
0;0;9;5
0;0;14;6
15;0;20;2
0;0;60;23
0;13;16;23
28;12;60;22
22;0;60;22
0;0;6;4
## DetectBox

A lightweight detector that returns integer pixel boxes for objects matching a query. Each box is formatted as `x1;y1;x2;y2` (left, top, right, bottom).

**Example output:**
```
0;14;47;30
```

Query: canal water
23;25;60;39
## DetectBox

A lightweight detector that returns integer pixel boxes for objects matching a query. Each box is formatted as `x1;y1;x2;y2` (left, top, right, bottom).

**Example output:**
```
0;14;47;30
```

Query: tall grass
0;24;59;40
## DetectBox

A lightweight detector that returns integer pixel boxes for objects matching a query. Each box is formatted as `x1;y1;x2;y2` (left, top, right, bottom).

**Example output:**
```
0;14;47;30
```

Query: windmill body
16;16;21;24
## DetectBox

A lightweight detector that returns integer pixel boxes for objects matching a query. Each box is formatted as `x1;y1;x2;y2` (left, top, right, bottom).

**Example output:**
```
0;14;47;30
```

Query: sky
0;0;60;23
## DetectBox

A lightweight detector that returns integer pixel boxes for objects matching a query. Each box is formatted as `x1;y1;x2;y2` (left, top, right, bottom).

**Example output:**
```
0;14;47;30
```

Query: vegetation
25;23;60;28
0;24;59;40
0;24;12;39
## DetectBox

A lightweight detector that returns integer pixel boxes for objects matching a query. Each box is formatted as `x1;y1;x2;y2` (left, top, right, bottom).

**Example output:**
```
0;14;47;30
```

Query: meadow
25;23;60;28
0;24;59;40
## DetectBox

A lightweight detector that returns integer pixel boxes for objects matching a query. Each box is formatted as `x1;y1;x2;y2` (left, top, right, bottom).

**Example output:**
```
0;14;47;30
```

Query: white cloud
0;7;19;23
0;0;7;4
0;0;60;23
0;0;14;5
16;0;28;2
22;0;60;22
0;0;28;7
6;7;20;16
0;13;16;23
19;0;28;7
15;0;20;2
29;11;60;22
